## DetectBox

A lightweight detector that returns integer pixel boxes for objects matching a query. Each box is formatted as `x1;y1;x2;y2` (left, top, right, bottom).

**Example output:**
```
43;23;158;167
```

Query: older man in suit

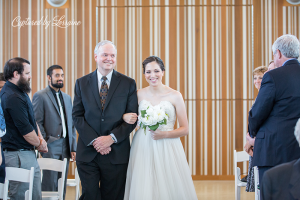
72;40;138;200
32;65;77;199
248;34;300;195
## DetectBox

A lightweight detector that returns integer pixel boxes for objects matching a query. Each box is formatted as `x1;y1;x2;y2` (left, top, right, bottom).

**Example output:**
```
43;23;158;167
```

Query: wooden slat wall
0;0;299;180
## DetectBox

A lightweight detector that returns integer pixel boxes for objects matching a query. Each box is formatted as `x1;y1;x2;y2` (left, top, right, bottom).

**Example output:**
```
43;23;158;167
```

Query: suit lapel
103;70;121;111
45;87;60;115
89;70;103;112
289;159;300;199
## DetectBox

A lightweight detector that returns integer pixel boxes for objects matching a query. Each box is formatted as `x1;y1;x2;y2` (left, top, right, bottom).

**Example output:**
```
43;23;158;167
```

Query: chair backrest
234;150;249;163
5;167;34;200
37;158;67;200
234;150;249;176
234;150;249;200
37;158;67;172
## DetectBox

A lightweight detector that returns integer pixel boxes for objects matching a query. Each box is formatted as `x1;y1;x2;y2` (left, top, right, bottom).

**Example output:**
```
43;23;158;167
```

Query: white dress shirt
97;70;113;92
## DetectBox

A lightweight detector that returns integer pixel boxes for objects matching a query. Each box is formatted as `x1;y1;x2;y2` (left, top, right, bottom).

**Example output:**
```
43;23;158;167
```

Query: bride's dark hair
142;56;165;74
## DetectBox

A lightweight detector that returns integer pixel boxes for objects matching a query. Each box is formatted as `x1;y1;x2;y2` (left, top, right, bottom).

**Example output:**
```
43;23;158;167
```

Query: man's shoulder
76;71;93;83
1;86;23;101
267;61;300;87
34;87;49;96
32;88;51;103
269;60;300;76
1;91;26;109
115;71;135;83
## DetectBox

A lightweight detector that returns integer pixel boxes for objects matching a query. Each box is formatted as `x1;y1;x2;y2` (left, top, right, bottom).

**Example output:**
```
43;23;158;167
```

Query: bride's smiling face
144;61;164;86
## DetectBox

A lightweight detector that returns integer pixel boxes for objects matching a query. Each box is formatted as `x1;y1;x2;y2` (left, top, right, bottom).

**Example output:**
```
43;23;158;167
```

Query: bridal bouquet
138;105;168;135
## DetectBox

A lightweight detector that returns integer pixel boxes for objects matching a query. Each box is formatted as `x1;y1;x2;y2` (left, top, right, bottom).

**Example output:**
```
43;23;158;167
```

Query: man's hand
37;138;48;153
244;140;253;156
246;132;256;146
71;152;76;161
248;147;253;157
93;136;114;151
99;147;111;155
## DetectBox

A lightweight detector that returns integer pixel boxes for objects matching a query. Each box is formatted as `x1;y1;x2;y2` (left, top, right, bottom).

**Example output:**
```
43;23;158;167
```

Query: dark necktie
100;76;108;110
55;92;66;138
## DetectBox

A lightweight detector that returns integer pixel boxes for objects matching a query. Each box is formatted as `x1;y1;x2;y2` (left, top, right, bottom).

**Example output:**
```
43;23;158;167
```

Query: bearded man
0;57;48;200
32;65;77;200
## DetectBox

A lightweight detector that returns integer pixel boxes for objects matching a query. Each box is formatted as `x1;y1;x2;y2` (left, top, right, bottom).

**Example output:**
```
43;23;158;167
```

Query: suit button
101;119;104;121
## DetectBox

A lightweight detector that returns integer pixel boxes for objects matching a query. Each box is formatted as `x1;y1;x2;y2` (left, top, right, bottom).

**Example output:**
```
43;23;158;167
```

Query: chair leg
75;184;80;200
236;186;241;200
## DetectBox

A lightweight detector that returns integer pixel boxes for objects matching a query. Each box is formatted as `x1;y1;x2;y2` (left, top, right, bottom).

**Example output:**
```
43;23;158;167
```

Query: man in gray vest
32;65;77;199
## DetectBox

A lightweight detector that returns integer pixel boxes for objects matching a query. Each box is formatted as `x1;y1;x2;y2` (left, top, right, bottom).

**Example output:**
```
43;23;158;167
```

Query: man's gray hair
295;118;300;146
94;40;117;55
272;34;300;58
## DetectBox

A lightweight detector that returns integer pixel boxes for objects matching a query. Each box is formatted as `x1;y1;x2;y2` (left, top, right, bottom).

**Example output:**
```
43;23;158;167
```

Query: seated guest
243;66;268;193
261;118;300;200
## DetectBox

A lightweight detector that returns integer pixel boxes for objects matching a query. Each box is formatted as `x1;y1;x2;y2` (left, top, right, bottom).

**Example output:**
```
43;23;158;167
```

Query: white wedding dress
124;100;198;200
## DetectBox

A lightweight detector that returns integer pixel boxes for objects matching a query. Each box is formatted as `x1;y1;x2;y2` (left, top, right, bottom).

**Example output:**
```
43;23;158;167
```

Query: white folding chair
234;150;249;200
37;158;67;200
254;166;260;200
66;167;80;200
4;166;35;200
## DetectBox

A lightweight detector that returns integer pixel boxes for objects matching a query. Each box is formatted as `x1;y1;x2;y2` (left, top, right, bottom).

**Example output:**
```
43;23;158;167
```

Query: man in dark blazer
32;65;77;199
261;118;300;200
248;34;300;192
72;40;138;200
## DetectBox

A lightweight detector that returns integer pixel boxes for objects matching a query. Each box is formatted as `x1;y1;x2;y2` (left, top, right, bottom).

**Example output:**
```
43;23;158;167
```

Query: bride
123;56;198;200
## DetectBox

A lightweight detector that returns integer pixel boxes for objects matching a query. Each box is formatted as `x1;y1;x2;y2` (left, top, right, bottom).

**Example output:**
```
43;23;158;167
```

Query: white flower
138;105;168;134
146;107;155;116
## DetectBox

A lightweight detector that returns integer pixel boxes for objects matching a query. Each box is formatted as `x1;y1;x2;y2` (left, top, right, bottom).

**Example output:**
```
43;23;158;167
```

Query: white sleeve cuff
88;138;96;146
110;133;117;143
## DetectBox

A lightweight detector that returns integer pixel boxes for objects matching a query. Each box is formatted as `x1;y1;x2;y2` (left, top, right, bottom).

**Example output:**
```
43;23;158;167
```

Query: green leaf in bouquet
141;110;147;117
149;124;159;131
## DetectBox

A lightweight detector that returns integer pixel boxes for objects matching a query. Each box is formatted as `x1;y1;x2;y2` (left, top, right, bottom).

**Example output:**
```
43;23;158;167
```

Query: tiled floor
65;180;255;200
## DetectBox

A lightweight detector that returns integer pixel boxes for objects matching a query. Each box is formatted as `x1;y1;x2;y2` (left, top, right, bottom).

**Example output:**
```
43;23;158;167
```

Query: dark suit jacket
32;86;77;154
72;70;138;164
248;59;300;167
261;159;300;200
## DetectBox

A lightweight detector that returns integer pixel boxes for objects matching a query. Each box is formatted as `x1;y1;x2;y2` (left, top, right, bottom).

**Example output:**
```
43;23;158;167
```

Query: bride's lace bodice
138;100;176;131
